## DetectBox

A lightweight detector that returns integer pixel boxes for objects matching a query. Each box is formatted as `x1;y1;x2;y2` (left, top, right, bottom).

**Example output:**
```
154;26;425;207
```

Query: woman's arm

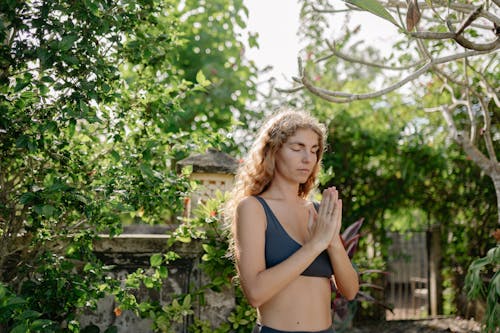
325;195;359;300
327;241;359;300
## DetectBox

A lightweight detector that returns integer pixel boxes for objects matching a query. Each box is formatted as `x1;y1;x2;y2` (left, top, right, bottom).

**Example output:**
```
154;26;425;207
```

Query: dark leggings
252;324;334;333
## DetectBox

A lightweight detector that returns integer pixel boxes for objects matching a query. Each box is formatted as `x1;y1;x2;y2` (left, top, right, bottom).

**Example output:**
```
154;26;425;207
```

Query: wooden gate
385;232;429;320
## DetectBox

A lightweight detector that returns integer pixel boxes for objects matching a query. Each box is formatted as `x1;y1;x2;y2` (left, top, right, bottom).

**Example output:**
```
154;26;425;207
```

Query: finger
307;207;315;232
332;187;338;203
334;199;343;222
319;189;330;217
327;190;335;216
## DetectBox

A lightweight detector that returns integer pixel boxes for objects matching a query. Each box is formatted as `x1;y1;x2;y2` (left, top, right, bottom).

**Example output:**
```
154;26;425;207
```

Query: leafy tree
0;0;257;330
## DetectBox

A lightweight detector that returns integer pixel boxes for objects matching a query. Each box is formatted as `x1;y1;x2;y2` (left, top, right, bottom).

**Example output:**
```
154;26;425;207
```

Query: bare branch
296;47;497;103
455;4;483;35
463;58;477;143
454;35;500;51
275;85;304;94
432;47;499;64
476;95;498;164
434;66;468;87
436;84;498;175
311;4;359;13
468;63;500;107
409;30;500;52
301;75;353;103
440;104;460;139
383;1;500;25
410;31;457;39
315;40;425;70
301;61;431;103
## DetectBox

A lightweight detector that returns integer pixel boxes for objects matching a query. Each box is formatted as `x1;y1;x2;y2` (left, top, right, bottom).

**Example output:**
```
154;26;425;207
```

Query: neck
266;176;301;202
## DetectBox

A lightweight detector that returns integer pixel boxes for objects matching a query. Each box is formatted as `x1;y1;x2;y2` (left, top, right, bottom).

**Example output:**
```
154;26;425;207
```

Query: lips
298;169;310;173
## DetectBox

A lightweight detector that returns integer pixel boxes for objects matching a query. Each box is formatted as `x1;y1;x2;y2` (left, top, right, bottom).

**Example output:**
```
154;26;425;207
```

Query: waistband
253;324;334;333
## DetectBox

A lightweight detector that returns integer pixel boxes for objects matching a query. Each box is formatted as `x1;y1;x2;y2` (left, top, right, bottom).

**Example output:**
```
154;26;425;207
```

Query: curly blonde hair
224;109;327;251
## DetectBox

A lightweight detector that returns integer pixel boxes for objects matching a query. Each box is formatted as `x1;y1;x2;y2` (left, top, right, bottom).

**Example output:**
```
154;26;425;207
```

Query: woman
226;110;359;333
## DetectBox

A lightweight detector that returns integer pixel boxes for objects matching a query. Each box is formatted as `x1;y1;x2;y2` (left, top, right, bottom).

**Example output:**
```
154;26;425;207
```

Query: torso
255;195;333;331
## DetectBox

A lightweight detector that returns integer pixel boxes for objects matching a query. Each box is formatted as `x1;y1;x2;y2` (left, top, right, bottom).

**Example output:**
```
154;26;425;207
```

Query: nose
302;150;314;163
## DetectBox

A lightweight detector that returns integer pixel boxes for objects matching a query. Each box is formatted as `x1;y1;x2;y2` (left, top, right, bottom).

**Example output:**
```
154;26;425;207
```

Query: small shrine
177;148;238;217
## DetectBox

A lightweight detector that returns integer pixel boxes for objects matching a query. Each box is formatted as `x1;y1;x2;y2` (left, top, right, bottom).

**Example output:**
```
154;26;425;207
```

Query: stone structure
80;149;238;332
177;148;238;217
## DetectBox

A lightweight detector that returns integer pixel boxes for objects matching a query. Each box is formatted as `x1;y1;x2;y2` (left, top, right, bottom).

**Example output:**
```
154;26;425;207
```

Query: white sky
243;1;398;85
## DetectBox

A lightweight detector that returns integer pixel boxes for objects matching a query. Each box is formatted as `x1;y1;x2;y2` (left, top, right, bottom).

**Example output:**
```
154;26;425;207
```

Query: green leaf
30;319;55;330
11;324;28;333
158;266;168;279
7;296;26;306
182;294;191;307
60;34;78;51
150;253;162;267
143;277;154;288
343;0;401;28
15;135;30;149
18;309;41;320
110;150;120;162
139;163;155;179
19;192;38;205
195;70;211;88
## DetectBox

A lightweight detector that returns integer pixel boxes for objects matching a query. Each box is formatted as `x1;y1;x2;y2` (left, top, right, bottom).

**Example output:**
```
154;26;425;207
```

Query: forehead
286;128;320;145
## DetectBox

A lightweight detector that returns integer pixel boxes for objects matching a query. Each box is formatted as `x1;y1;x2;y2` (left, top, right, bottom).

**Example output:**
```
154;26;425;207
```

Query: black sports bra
254;196;334;278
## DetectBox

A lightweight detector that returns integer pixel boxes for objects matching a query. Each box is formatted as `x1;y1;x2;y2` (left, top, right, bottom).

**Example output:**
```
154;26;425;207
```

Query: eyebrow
288;141;320;148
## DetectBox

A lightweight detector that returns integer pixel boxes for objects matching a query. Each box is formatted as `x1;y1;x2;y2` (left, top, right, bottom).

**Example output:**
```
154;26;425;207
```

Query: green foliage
464;245;500;333
169;192;256;333
0;283;58;333
1;0;258;330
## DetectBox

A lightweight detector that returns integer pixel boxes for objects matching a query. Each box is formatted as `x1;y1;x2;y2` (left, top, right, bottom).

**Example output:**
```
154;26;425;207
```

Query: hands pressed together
308;186;343;251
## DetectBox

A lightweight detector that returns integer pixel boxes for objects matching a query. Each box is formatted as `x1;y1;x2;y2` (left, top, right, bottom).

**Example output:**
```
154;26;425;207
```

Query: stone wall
79;234;235;332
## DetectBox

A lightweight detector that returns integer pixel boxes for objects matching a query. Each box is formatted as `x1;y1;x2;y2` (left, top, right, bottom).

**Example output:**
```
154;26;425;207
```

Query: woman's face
274;128;320;184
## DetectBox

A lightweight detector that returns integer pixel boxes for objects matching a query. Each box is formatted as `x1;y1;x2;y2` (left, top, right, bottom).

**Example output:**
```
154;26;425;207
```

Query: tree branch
476;95;497;164
383;0;500;25
455;4;483;35
296;48;497;103
463;58;477;144
302;61;431;102
275;85;304;94
315;40;425;70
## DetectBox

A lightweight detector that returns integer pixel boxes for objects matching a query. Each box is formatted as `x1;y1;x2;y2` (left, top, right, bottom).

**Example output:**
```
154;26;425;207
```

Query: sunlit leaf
343;0;401;28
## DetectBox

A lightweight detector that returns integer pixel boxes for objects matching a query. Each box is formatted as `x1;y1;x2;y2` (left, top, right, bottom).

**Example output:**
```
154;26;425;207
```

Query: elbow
242;284;268;308
247;297;263;308
342;287;359;301
339;278;359;301
245;290;266;308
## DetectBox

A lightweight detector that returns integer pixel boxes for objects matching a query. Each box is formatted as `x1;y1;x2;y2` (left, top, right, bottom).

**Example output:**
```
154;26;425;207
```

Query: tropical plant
331;218;392;331
464;244;500;333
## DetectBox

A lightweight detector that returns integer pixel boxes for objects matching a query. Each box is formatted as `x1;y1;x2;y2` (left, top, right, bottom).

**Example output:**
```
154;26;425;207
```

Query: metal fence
385;232;429;320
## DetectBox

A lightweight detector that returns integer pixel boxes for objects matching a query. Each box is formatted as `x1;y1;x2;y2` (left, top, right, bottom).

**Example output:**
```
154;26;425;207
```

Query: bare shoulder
235;196;267;229
237;195;264;218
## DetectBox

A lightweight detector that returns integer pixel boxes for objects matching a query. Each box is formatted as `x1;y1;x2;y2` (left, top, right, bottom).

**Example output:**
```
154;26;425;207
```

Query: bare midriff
257;275;332;331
